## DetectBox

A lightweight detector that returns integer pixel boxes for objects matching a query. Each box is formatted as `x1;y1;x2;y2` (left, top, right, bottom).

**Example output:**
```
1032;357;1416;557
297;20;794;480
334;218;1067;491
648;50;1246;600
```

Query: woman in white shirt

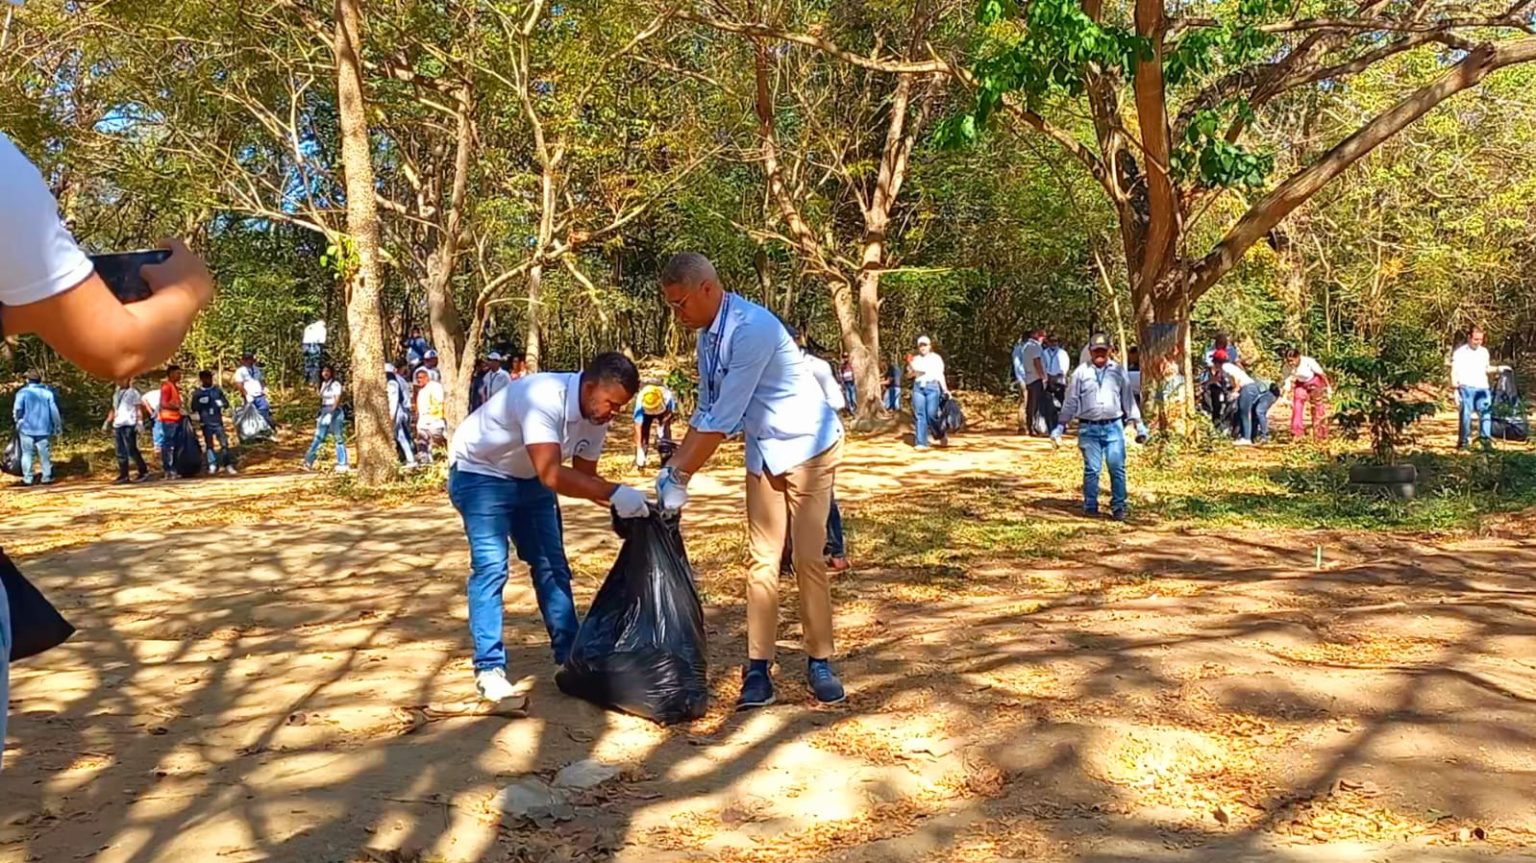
1281;347;1330;441
907;335;949;450
302;364;349;472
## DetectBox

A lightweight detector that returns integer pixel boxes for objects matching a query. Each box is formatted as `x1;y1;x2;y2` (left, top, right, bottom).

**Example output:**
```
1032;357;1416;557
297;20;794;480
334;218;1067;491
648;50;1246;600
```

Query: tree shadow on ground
3;446;1536;862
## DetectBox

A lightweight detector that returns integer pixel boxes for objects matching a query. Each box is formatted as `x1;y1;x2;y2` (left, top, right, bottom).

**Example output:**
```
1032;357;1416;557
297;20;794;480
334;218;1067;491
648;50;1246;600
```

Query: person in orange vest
158;365;187;481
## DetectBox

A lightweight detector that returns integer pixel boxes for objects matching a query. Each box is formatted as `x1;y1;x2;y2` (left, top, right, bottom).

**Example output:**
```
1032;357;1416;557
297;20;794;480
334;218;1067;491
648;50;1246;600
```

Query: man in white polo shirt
447;352;647;702
1451;326;1495;451
655;252;846;710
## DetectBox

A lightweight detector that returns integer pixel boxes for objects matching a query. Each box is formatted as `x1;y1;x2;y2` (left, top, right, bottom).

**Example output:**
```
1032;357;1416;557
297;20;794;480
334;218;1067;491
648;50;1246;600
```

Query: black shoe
114;476;131;485
1111;509;1127;522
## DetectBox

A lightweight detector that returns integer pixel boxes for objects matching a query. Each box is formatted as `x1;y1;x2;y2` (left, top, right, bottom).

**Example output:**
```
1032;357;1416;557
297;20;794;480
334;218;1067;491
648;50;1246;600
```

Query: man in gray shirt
1052;333;1146;520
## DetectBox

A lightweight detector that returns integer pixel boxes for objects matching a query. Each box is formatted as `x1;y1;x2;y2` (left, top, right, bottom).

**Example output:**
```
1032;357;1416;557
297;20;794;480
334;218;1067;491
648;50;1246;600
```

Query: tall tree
942;0;1536;426
333;0;392;483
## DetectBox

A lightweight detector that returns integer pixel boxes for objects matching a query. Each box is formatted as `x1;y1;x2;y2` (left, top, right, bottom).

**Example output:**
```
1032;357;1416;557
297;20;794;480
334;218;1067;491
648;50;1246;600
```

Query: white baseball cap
384;363;396;373
487;351;504;362
916;335;931;346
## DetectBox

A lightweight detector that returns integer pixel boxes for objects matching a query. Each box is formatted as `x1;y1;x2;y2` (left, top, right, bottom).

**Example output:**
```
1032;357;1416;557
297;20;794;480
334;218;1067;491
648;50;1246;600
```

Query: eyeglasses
663;293;689;312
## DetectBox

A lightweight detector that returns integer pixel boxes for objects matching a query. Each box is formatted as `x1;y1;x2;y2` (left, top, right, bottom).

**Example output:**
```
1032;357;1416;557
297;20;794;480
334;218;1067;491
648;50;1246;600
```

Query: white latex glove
634;445;647;469
1050;425;1064;448
611;485;649;519
655;466;690;512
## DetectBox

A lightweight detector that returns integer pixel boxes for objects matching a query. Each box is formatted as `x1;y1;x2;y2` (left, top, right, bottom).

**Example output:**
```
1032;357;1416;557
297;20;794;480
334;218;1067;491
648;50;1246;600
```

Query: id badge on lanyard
701;295;730;410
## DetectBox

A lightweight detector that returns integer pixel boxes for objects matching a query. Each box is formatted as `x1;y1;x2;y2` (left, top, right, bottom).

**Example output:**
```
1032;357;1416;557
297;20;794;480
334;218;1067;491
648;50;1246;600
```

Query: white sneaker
226;465;238;475
335;464;351;474
476;668;518;702
1234;438;1253;446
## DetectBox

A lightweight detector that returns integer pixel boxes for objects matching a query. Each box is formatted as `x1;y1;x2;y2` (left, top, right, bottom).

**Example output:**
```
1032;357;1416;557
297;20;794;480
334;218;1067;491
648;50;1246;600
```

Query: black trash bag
2;429;21;477
174;418;205;477
1493;415;1529;442
556;509;708;724
2;550;75;661
938;394;966;436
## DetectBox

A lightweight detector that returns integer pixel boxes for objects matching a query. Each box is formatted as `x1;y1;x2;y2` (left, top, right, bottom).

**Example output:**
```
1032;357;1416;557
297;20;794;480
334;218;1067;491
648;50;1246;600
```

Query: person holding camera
0;131;215;769
1052;333;1146;521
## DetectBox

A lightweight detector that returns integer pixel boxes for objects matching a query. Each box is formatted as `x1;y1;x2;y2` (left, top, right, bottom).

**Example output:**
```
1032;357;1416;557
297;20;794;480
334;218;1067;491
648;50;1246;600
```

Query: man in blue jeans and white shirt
447;352;648;703
1451;326;1496;451
12;370;62;486
1052;333;1146;520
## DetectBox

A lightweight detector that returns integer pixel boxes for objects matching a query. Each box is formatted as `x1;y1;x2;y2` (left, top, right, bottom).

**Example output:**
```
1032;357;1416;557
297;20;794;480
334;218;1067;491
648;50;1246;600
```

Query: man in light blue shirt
12;370;62;486
655;252;846;711
1013;328;1047;435
1052;334;1146;520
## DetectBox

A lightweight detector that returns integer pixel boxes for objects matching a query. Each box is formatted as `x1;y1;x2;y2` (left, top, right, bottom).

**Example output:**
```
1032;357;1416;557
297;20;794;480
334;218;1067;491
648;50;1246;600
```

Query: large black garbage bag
2;429;21;477
3;550;76;661
174;418;205;477
556;510;708;724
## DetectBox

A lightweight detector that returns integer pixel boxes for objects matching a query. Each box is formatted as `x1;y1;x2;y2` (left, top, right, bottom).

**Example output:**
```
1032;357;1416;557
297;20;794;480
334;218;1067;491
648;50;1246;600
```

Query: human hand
655;466;690;511
611;484;649;519
141;238;215;310
1049;426;1064;447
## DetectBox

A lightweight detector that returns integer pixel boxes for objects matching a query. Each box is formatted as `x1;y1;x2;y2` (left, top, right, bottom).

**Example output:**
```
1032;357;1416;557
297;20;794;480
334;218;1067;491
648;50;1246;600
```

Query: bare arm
528;442;618;505
2;239;213;380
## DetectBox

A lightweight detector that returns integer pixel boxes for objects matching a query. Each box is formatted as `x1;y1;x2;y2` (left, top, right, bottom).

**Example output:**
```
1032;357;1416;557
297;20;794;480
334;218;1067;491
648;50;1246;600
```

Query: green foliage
1172;104;1274;189
1329;328;1441;463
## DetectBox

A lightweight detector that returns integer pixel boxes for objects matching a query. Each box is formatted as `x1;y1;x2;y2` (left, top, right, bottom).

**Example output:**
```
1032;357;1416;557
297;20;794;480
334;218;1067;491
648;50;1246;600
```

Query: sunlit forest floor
3;396;1536;863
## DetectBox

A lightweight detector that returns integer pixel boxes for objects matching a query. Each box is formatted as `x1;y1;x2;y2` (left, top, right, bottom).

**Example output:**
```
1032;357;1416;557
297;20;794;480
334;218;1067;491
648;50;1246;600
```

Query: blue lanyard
701;295;730;410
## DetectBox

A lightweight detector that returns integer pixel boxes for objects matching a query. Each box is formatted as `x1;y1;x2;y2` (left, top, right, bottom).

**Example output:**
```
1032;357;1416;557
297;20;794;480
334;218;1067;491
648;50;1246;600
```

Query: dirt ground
3;411;1536;863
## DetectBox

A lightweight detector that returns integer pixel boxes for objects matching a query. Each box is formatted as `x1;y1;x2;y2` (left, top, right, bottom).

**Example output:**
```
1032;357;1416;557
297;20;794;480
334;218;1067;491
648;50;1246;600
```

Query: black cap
1088;333;1112;351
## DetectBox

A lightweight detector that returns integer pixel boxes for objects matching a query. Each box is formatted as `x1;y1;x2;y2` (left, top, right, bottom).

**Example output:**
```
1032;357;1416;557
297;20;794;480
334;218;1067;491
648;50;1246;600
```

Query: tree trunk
524;262;543;372
849;252;884;427
333;0;393;485
428;84;475;427
1134;273;1194;436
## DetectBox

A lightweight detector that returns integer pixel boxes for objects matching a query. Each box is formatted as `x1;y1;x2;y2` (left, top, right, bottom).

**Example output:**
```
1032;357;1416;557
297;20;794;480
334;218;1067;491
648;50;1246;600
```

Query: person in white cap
907;335;949;450
655;252;846;710
481;351;512;405
423;348;442;382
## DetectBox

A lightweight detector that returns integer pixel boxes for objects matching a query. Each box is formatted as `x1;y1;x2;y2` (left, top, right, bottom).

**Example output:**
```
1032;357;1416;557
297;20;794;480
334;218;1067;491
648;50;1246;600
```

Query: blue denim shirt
12;383;61;437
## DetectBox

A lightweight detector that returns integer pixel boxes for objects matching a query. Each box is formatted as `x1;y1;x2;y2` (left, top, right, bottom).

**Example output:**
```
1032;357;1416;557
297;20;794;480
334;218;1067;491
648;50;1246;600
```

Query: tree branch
681;11;949;74
1192;36;1536;297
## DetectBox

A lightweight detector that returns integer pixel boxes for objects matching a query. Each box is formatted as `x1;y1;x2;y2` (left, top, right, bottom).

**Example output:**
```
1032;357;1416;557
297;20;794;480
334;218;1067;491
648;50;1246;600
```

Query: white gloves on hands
611;485;649;519
655;466;690;512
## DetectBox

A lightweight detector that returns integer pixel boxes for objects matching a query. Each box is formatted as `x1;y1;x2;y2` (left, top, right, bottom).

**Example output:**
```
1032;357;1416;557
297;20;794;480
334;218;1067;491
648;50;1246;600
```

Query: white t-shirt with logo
319;380;343;411
234;365;265;399
1451;344;1492;390
449;372;610;481
112;387;144;428
1222;362;1255;389
0;134;95;308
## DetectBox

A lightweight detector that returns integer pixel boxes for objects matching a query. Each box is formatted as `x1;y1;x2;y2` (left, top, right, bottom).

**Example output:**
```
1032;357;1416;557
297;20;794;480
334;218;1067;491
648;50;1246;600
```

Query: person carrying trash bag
446;351;649;704
557;507;708;724
655;252;846;711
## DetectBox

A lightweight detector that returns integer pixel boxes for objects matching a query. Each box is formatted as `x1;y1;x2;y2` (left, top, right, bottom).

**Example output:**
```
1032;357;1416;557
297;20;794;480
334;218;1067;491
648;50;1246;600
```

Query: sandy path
2;429;1534;862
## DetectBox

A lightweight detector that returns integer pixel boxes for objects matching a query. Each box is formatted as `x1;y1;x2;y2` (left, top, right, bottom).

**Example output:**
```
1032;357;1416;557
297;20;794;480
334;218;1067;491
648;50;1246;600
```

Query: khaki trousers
744;438;842;661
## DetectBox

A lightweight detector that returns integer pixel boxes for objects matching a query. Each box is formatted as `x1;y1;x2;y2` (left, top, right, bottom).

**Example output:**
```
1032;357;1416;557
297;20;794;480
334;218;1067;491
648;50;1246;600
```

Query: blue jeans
160;418;186;474
394;415;417;465
304;410;348;467
202;422;231;469
18;434;51;484
841;381;857;411
1237;383;1278;442
152;419;166;452
250;395;275;428
1458;386;1492;446
912;383;943;448
883;386;900;411
1078;421;1127;514
303;343;323;385
447;467;578;671
825;498;845;557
